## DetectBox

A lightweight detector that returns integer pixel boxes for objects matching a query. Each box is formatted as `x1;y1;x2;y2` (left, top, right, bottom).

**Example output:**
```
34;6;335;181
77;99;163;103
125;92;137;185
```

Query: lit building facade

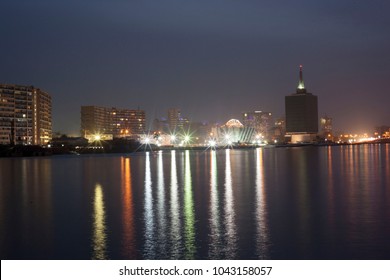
285;66;318;143
320;115;333;140
111;108;146;136
168;108;181;131
215;119;255;144
375;126;390;139
270;117;286;143
0;84;52;145
242;111;273;140
81;106;112;137
81;106;145;140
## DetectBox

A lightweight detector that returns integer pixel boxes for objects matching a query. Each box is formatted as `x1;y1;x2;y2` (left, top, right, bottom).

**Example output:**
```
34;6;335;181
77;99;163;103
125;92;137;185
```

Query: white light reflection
208;150;221;258
255;148;270;259
224;149;237;258
170;150;182;258
157;151;167;256
184;150;195;259
143;152;155;258
92;183;107;259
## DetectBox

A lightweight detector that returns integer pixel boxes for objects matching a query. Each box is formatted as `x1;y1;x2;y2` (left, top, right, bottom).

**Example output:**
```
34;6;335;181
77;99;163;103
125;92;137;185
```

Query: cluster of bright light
94;134;101;141
208;140;217;147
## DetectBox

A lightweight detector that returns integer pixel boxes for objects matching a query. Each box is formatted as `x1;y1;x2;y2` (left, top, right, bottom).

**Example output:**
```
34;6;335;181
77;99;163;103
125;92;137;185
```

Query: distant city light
208;140;216;147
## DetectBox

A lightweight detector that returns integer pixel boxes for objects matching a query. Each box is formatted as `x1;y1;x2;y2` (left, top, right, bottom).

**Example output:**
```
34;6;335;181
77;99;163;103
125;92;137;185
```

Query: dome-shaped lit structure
216;118;253;144
225;119;244;128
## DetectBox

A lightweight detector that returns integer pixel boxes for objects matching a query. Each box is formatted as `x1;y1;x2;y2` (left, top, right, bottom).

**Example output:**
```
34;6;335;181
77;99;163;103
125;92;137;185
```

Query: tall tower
285;65;318;143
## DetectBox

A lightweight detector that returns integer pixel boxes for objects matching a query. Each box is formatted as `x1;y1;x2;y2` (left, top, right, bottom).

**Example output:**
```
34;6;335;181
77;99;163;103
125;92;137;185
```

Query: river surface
1;144;390;259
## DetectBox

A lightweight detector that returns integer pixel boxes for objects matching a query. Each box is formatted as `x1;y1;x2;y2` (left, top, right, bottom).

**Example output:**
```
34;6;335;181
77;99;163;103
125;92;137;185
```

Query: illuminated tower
285;65;318;143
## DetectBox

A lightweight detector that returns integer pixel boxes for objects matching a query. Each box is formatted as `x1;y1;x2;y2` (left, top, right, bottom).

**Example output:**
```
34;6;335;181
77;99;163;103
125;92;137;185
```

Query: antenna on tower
297;65;306;93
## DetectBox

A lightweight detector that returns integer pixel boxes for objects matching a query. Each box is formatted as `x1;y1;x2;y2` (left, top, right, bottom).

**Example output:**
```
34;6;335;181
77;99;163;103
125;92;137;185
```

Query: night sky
1;0;389;134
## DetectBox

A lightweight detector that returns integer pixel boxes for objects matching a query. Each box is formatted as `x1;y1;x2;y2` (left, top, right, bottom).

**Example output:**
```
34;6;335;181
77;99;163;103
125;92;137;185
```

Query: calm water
1;145;390;260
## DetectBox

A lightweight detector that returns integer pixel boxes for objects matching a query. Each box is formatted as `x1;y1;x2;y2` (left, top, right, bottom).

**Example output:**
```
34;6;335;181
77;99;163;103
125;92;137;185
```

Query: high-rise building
320;115;333;139
0;84;52;145
81;106;112;137
168;108;181;131
242;111;273;140
270;117;286;143
111;107;146;136
81;106;145;140
285;66;318;143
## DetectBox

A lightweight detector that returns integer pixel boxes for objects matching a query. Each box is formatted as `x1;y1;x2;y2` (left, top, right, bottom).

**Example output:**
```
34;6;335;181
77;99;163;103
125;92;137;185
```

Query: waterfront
1;144;389;259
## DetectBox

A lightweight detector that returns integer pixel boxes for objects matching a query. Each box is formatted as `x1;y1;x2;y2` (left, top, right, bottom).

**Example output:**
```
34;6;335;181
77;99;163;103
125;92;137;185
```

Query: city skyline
1;1;389;134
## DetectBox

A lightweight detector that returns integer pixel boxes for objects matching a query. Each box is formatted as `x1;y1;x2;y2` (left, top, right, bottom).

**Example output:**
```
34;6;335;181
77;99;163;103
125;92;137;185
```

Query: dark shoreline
1;139;389;158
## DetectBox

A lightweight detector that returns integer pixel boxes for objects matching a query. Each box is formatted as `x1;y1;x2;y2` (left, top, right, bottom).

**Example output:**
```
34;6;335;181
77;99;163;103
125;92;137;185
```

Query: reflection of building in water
143;152;155;259
169;150;182;258
121;157;136;258
184;150;195;259
92;183;107;259
208;150;221;259
156;151;168;257
255;148;269;259
224;149;237;258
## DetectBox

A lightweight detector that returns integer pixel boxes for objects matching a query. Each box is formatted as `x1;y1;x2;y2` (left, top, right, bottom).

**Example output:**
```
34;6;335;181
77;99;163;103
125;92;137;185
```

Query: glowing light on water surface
255;148;269;259
157;151;167;254
92;183;107;259
143;152;155;258
184;150;195;259
170;150;181;258
209;150;221;258
224;149;237;258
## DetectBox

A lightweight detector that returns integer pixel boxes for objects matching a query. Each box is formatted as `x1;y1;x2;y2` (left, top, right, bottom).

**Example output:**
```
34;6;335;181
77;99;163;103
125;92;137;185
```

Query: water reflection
121;157;136;258
157;151;167;257
92;183;107;259
255;148;269;259
184;150;195;259
224;149;237;258
2;146;390;260
169;150;182;258
295;150;310;254
208;150;221;258
143;152;155;258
